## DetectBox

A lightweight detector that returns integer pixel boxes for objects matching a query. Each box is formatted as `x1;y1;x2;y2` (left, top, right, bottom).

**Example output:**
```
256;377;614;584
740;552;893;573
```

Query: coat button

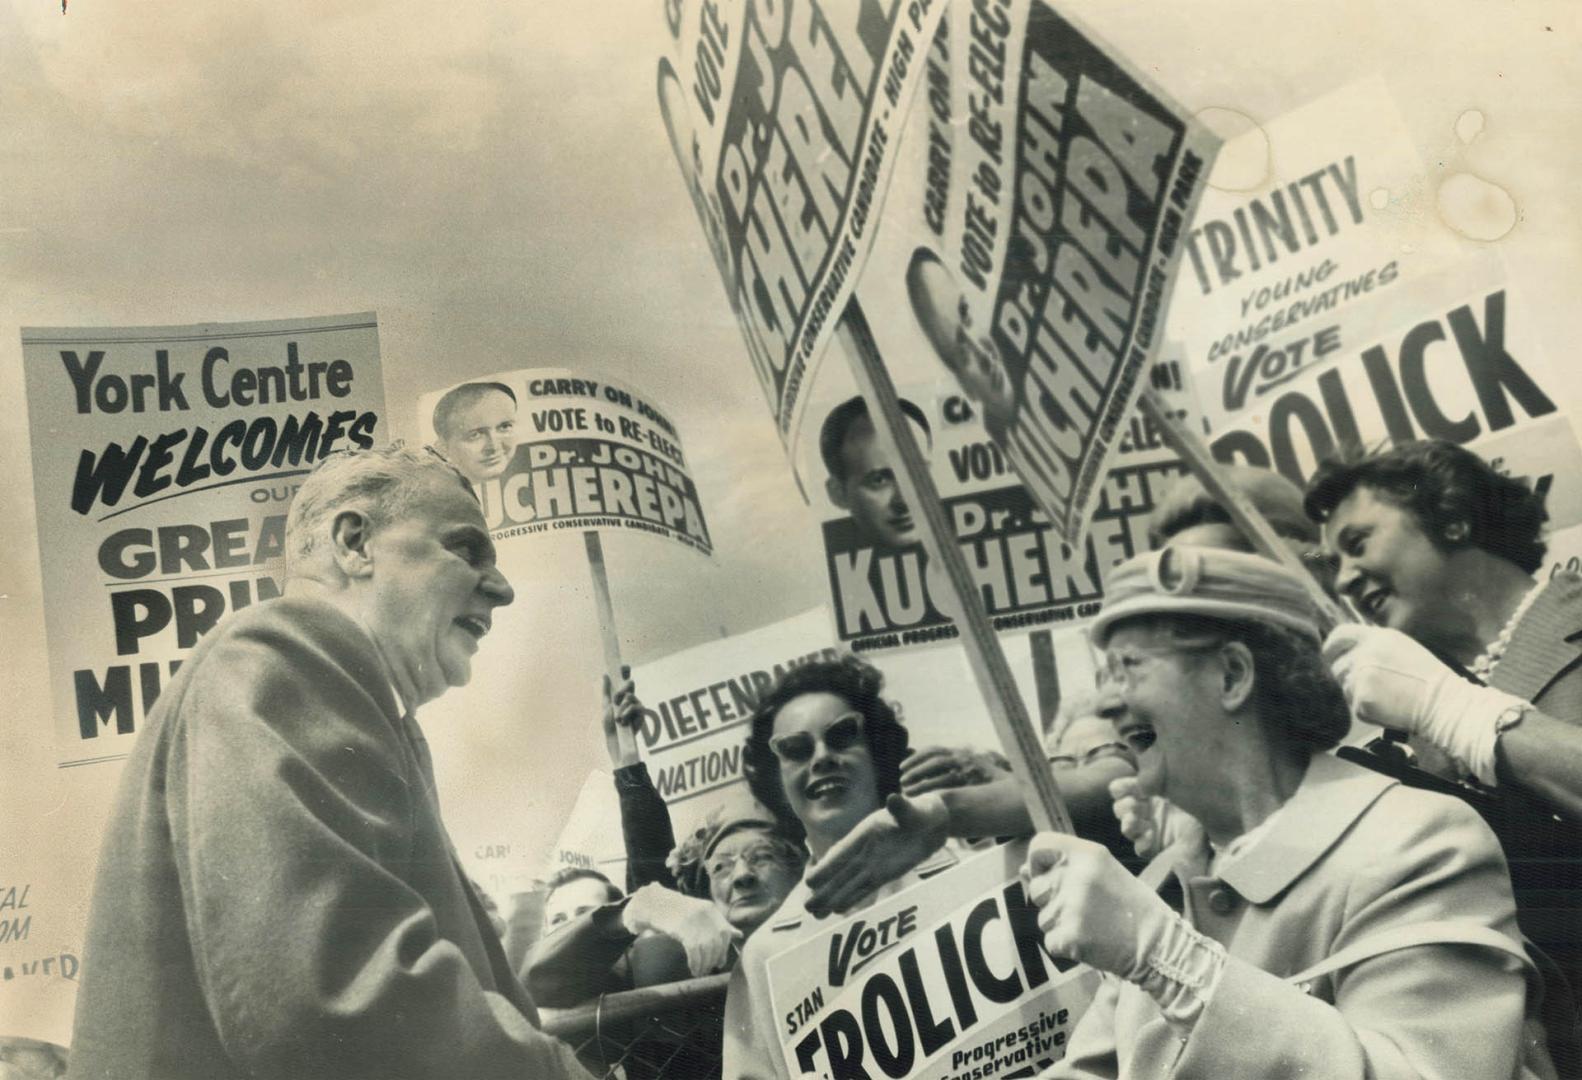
1207;886;1237;915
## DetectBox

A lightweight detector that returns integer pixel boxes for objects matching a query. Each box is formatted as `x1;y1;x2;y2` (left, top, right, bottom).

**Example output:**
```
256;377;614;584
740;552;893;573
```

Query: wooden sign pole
584;530;638;760
834;299;1073;835
1136;390;1356;629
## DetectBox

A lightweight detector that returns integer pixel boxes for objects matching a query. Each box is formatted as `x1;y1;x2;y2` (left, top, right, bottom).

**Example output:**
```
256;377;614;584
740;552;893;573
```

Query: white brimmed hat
1091;544;1323;647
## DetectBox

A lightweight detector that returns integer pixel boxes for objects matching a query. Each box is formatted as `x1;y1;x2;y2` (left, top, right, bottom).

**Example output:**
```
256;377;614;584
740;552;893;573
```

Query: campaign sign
417;368;712;555
809;378;1184;653
656;0;948;454
906;0;1218;547
768;840;1099;1080
20;313;385;766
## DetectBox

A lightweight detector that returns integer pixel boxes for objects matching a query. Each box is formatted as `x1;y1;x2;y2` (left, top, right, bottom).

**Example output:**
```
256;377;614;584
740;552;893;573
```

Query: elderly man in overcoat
66;445;590;1080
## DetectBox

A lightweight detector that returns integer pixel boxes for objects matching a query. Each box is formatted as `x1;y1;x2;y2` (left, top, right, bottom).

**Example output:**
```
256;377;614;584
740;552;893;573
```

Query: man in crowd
432;380;519;484
540;868;625;938
525;809;803;1008
819;394;931;549
67;445;589;1080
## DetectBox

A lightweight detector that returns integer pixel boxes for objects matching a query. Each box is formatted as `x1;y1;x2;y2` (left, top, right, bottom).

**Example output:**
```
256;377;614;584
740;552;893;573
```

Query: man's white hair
285;445;475;572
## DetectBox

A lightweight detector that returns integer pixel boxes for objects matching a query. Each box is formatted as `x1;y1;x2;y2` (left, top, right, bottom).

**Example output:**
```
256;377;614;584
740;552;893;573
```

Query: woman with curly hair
1307;439;1582;1064
1306;439;1582;818
721;656;955;1080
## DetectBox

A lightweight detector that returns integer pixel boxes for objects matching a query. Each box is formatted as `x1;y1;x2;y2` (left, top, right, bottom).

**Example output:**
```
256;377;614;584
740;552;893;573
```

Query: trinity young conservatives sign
1161;84;1582;551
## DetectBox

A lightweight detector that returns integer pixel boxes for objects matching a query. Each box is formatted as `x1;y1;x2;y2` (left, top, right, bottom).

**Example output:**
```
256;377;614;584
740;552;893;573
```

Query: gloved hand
622;883;741;976
1109;776;1161;858
1110;777;1205;861
1021;833;1225;1023
1324;624;1524;784
805;793;949;918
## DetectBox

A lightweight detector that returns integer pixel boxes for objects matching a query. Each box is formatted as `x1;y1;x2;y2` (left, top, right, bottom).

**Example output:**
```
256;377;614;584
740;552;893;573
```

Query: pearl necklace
1469;579;1547;680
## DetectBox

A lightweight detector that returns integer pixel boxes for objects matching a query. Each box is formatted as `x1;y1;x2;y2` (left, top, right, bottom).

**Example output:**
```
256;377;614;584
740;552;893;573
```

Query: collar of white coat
1147;753;1397;906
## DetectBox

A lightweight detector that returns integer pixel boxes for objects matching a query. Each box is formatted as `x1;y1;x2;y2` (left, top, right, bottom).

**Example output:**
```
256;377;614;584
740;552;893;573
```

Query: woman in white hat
1025;544;1548;1078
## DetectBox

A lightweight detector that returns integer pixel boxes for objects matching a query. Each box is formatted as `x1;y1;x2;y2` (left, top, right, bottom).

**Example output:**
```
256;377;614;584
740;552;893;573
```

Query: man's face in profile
438;389;518;483
906;249;1017;431
826;414;921;549
542;877;613;936
358;472;513;706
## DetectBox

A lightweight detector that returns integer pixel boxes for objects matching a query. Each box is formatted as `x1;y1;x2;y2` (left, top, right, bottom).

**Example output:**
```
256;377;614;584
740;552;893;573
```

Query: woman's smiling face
770;692;881;848
1106;624;1226;803
1323;485;1457;641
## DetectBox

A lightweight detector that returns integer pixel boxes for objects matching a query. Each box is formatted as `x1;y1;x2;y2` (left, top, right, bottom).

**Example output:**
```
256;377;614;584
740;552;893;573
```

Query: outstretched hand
622;883;741;977
899;745;1011;796
602;665;644;769
805;792;948;918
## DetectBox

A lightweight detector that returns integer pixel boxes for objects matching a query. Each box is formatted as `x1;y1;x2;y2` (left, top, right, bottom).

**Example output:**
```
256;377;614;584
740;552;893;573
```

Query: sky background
3;0;1580;1044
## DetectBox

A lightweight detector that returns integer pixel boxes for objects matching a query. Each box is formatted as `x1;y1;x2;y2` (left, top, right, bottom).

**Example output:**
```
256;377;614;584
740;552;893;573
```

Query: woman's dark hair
542;867;622;905
1128;613;1351;753
1304;440;1548;574
741;656;911;844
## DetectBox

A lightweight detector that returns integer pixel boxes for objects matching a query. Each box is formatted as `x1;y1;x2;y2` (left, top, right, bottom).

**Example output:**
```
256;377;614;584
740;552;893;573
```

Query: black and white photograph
2;2;1579;1078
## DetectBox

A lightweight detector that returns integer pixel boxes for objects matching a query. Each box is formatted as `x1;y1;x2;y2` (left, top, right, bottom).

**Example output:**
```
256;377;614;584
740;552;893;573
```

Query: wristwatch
1493;701;1530;739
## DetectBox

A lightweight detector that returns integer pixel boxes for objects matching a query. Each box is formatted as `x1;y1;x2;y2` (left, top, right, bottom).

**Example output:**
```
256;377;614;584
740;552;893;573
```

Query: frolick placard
767;840;1099;1079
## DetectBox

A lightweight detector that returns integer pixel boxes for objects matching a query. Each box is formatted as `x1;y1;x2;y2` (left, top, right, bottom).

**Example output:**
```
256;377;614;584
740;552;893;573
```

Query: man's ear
825;475;850;512
330;509;376;579
1217;641;1256;712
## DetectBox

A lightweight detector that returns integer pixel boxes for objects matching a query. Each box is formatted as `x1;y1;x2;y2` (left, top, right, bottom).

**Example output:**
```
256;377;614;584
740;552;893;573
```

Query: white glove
1021;833;1225;1024
1109;776;1160;858
1324;624;1524;785
622;883;741;977
1109;777;1204;861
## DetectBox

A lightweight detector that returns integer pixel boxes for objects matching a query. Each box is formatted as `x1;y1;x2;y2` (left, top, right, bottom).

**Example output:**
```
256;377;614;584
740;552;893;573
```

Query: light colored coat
66;596;590;1080
1051;753;1542;1079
